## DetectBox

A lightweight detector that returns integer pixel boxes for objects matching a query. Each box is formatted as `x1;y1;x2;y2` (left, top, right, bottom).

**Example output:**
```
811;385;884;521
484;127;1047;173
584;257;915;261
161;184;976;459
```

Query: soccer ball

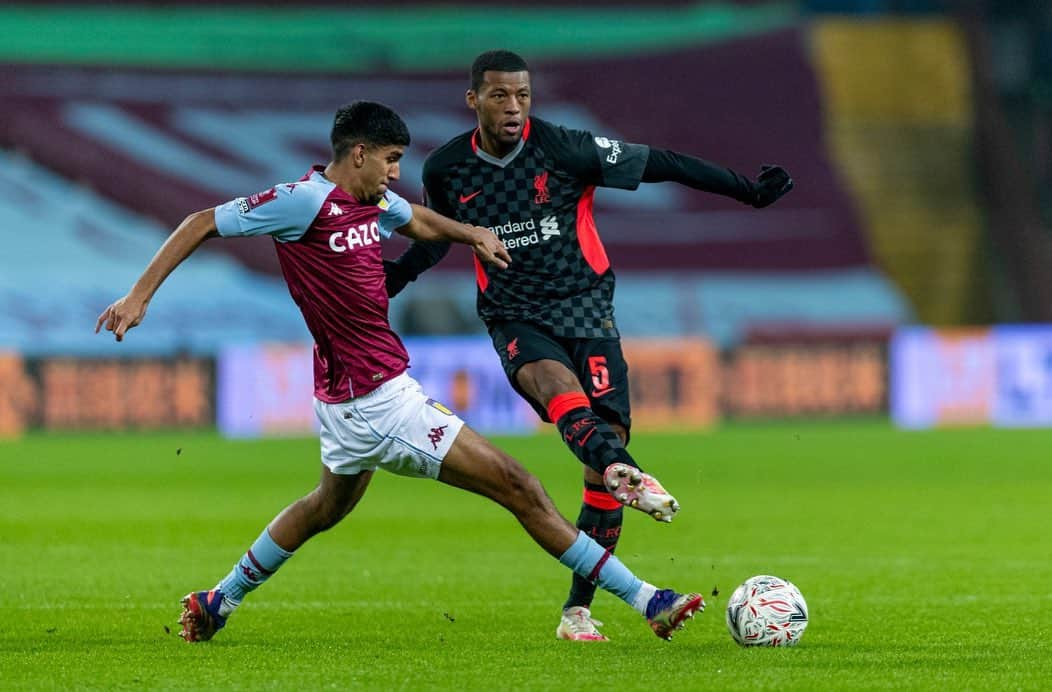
725;575;808;647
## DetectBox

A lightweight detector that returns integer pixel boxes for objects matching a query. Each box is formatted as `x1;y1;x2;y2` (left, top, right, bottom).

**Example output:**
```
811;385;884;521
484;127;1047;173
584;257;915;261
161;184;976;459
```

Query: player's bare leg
178;468;373;642
437;425;703;640
438;425;578;555
268;466;374;551
515;359;679;522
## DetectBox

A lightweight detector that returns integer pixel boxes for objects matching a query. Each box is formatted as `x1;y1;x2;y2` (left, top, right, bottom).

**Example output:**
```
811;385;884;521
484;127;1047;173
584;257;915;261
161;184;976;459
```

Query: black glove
383;259;413;298
751;165;793;208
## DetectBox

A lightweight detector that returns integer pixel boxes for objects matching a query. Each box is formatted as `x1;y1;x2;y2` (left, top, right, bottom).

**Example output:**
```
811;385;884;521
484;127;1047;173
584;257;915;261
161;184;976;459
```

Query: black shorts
487;320;632;433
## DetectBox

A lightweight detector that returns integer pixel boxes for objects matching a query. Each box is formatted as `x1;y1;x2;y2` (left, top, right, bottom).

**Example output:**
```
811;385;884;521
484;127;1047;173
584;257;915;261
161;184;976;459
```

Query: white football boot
603;463;679;522
556;606;609;642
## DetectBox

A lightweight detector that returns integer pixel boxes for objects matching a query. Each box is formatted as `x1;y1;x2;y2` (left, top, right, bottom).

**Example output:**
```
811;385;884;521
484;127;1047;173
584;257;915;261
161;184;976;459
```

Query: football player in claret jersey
385;50;794;641
95;101;705;643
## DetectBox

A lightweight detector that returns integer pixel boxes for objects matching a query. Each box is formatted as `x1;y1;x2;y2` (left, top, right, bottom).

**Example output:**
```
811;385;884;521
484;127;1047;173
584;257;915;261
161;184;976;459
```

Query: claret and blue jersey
214;165;413;403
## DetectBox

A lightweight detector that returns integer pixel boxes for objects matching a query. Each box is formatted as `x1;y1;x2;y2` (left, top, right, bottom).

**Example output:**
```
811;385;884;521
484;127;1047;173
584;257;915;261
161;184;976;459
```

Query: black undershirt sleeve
384;166;455;291
642;148;757;205
389;238;451;280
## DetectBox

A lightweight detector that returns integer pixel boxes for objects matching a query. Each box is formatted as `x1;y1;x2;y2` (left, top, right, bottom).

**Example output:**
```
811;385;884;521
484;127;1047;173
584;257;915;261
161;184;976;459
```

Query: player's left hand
95;295;147;342
468;225;511;270
751;165;793;208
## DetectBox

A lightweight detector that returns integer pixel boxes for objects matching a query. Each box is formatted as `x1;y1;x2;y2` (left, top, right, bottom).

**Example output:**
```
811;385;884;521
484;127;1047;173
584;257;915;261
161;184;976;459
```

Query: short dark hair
470;50;530;92
330;101;411;161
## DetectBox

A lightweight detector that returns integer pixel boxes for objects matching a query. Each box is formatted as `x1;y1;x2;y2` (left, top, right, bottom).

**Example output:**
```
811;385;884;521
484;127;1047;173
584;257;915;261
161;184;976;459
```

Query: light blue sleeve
376;189;413;238
214;181;330;242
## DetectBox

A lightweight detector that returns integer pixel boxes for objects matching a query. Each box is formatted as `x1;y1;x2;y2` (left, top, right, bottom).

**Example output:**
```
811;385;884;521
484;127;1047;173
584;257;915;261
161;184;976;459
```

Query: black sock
554;406;640;476
564;482;624;610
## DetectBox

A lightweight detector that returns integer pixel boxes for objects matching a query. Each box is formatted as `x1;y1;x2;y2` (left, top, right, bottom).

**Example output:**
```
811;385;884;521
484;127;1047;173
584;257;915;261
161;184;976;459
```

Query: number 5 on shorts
588;355;610;394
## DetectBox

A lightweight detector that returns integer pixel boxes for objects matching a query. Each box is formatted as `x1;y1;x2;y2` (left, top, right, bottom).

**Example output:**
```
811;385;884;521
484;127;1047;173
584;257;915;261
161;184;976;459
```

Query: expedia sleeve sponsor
536;120;648;192
591;136;649;191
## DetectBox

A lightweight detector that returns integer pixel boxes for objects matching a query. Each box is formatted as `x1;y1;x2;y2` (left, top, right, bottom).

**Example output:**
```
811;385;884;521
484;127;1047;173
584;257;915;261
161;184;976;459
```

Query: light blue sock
216;528;294;608
558;530;643;606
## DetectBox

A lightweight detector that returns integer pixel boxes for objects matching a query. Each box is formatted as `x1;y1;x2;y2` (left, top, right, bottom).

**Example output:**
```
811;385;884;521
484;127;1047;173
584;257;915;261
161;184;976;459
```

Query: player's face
468;70;531;156
361;144;404;202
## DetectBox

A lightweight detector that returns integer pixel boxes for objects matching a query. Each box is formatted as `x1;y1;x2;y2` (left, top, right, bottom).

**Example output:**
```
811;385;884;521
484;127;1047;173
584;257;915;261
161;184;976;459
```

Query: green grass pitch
2;421;1050;689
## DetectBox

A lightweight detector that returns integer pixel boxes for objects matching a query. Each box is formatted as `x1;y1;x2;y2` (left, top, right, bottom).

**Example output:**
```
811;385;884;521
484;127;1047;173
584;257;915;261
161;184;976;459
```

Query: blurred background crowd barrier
3;0;1052;438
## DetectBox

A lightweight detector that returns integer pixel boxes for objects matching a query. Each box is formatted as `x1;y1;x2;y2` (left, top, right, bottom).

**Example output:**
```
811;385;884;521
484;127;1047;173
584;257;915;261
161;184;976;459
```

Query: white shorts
313;372;465;480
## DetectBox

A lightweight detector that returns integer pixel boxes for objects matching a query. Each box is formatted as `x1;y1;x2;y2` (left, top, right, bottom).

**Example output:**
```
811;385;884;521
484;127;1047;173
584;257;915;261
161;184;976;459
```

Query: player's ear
352;143;367;167
465;90;477;111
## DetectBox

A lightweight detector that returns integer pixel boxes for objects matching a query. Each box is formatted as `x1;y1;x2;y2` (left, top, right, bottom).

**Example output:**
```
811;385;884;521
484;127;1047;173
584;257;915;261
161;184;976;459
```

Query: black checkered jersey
422;117;649;338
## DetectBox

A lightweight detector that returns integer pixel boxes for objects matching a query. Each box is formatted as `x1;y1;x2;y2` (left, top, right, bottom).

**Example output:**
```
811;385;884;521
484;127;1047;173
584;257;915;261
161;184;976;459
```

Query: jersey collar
471;118;531;168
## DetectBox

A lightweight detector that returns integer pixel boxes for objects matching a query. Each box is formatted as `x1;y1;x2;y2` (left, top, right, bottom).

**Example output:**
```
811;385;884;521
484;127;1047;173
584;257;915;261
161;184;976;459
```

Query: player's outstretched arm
642;149;793;208
95;208;219;341
396;204;510;270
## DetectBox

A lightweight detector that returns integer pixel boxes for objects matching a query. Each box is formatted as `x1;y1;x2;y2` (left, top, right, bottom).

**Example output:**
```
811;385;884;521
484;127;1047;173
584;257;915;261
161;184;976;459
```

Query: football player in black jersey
385;50;793;641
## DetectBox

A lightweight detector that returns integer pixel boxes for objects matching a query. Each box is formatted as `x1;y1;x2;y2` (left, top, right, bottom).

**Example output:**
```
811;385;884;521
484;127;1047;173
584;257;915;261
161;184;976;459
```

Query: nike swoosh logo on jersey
458;190;482;203
593;386;617;398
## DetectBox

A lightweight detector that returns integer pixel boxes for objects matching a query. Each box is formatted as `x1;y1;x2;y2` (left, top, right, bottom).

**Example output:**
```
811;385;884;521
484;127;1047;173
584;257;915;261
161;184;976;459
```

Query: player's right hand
95;295;147;342
469;226;511;270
